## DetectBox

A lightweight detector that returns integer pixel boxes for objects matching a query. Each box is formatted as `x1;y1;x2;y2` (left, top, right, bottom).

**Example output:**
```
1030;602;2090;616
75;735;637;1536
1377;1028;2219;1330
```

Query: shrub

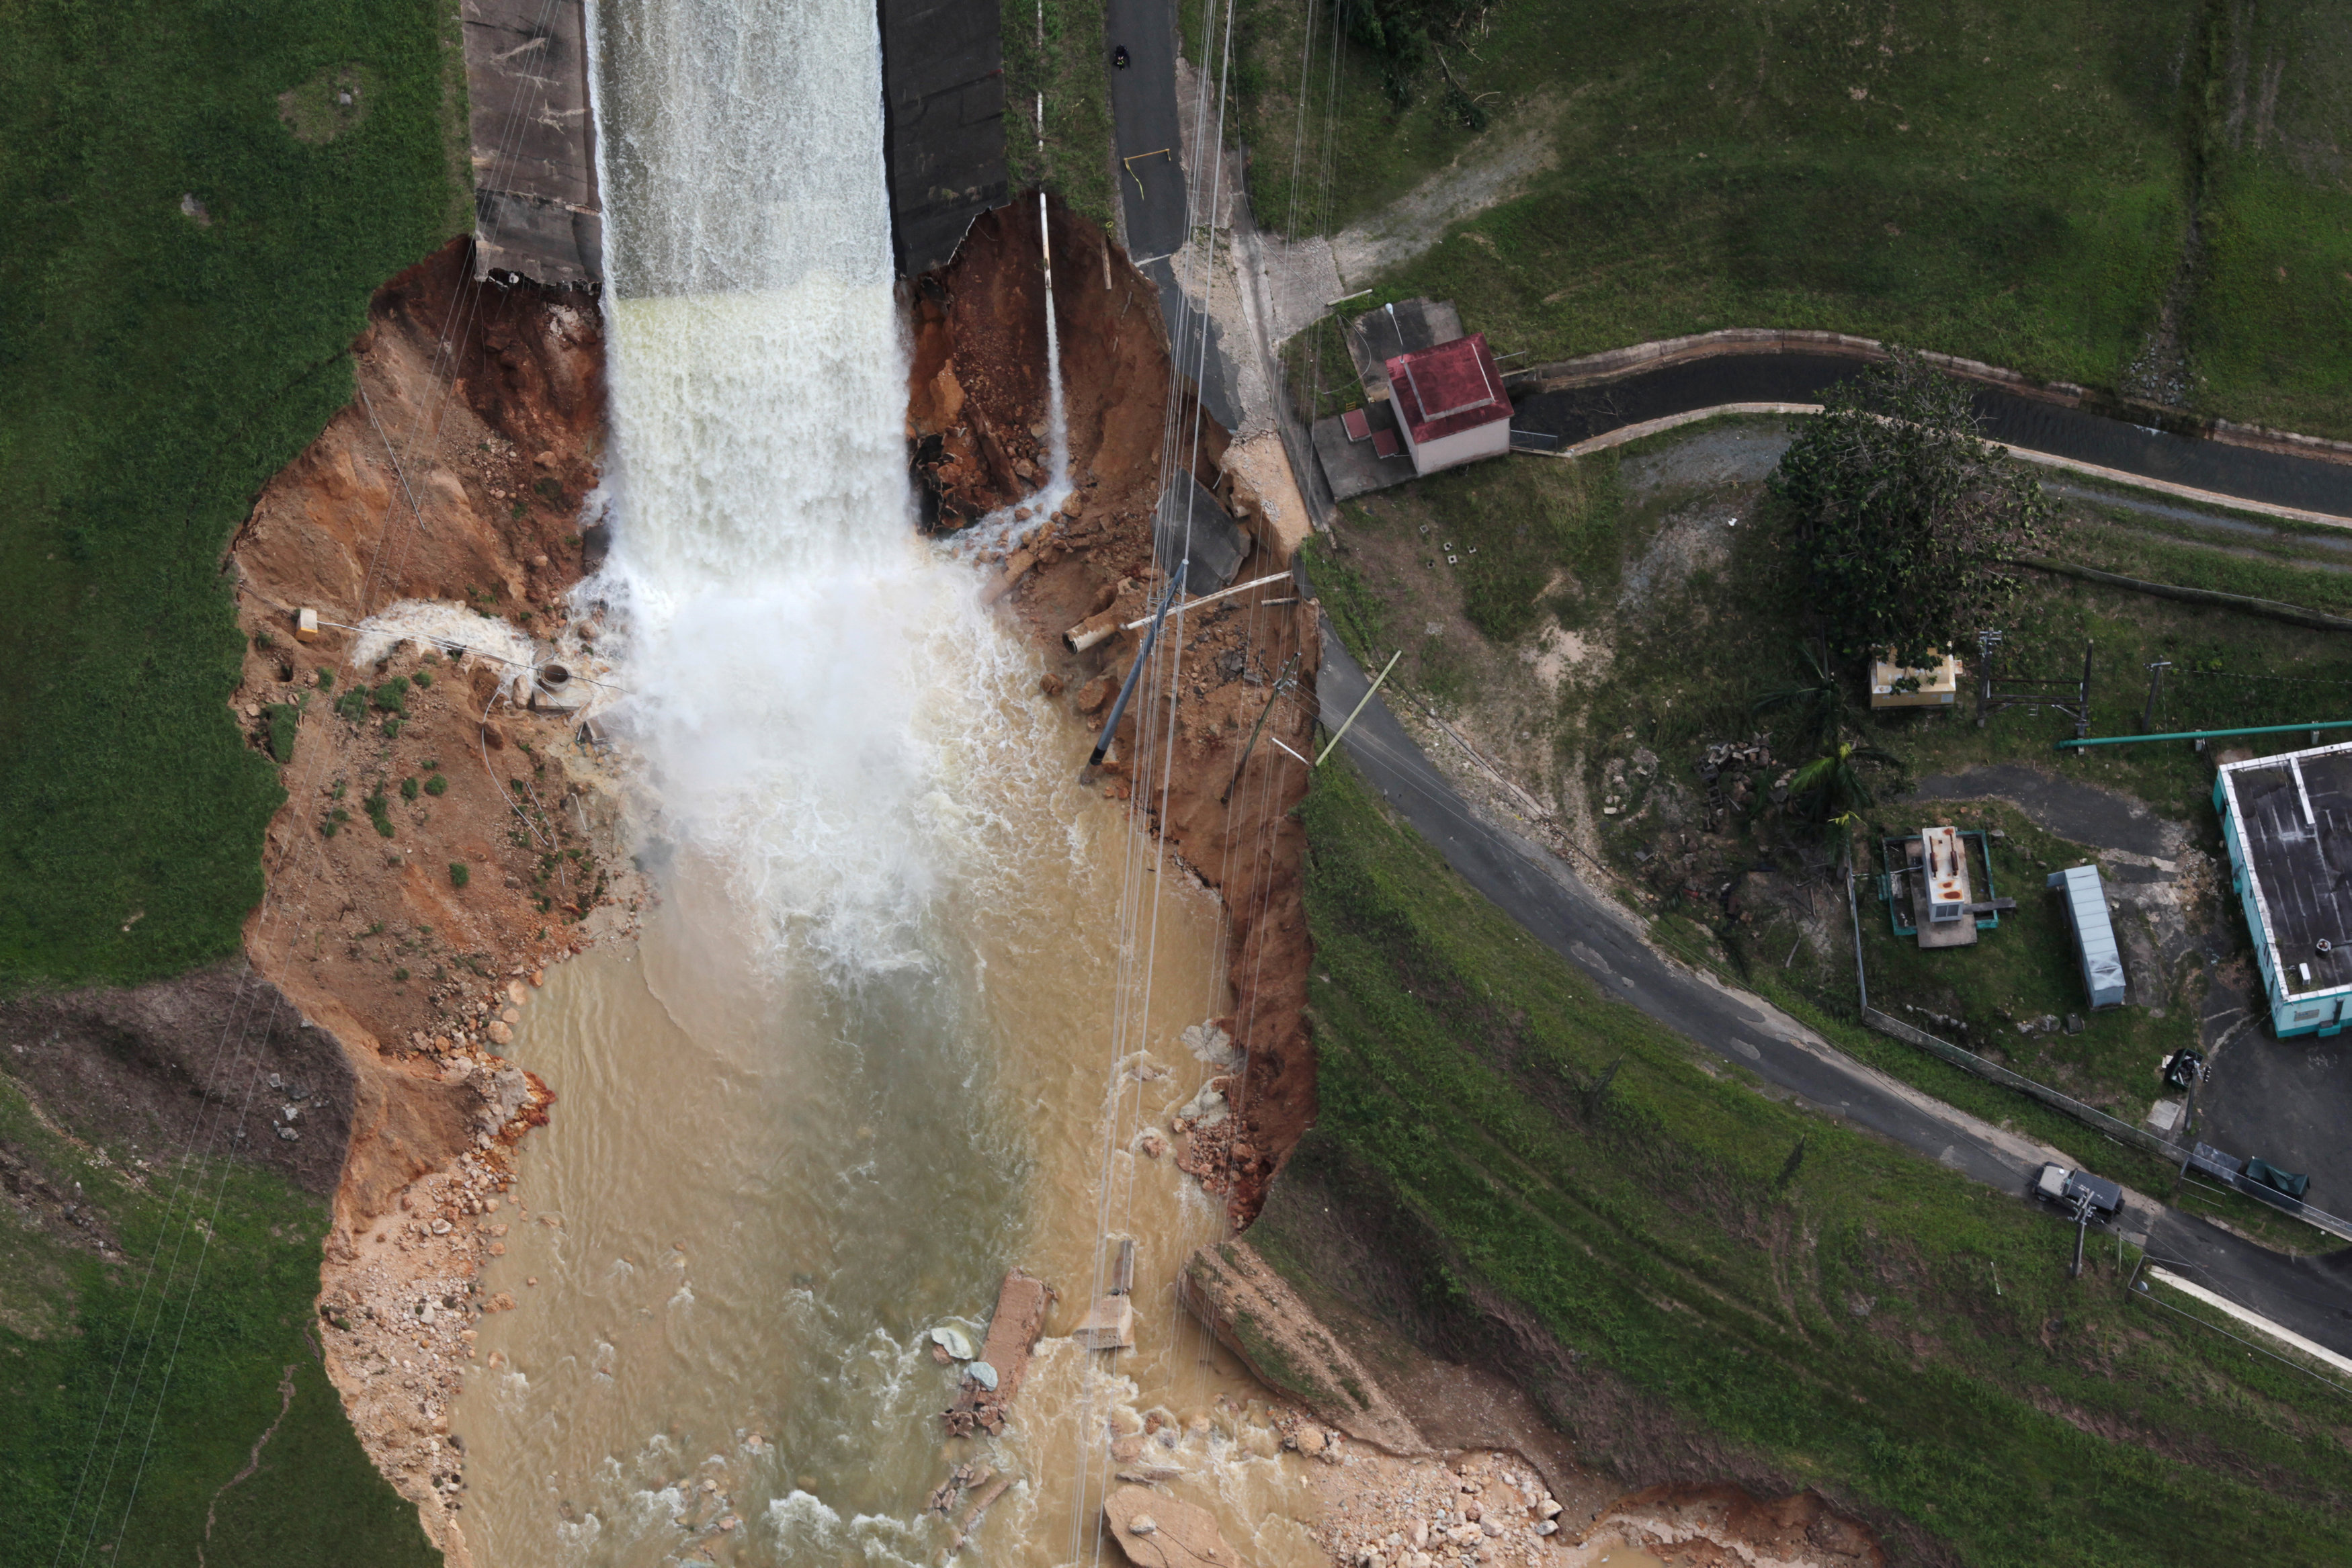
333;689;368;724
363;789;394;838
371;677;409;715
447;862;469;889
400;777;419;801
264;704;299;764
413;668;433;689
380;717;402;739
317;668;335;690
424;774;448;797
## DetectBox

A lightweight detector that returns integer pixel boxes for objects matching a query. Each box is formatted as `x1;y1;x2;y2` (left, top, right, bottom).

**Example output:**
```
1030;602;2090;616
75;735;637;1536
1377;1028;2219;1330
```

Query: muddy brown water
450;703;1326;1565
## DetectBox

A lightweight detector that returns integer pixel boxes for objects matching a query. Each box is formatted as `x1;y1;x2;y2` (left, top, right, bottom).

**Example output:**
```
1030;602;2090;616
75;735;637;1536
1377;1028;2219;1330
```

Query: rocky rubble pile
1314;1451;1565;1568
314;968;554;1551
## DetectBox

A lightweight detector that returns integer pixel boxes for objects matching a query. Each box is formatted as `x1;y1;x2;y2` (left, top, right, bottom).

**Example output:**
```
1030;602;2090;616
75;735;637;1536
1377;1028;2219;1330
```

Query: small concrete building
1384;333;1513;476
2216;740;2352;1037
1869;649;1962;709
2047;864;2126;1009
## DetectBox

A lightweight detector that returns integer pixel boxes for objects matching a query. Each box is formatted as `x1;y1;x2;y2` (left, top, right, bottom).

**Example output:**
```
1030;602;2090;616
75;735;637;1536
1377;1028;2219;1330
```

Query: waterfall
589;0;1021;973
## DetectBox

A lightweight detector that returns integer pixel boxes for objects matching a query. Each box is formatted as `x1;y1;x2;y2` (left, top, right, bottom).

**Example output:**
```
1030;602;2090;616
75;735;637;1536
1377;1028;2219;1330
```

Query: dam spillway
444;1;1317;1562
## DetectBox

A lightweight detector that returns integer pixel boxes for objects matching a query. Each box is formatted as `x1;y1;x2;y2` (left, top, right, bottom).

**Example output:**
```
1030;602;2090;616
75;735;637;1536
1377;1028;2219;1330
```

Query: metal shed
2047;865;2126;1008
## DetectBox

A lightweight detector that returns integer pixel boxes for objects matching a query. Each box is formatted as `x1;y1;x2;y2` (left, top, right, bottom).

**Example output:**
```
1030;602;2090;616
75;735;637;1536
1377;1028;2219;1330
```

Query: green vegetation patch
278;62;382;145
1224;1;2352;438
1005;0;1116;232
1273;758;2352;1565
1857;802;2197;1116
0;1076;435;1565
2181;0;2352;436
0;0;468;986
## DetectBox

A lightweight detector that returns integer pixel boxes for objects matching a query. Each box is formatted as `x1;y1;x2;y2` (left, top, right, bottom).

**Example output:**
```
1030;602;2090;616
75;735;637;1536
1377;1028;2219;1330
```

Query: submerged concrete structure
462;0;602;286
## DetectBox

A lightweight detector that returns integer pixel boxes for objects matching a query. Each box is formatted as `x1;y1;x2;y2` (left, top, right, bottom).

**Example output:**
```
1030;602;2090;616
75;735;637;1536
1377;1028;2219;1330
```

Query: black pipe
1086;562;1187;771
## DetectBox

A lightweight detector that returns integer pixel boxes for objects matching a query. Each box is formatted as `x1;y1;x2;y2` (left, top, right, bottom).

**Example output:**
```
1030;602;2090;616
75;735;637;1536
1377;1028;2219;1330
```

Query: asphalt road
1103;0;1185;261
1318;625;2352;1357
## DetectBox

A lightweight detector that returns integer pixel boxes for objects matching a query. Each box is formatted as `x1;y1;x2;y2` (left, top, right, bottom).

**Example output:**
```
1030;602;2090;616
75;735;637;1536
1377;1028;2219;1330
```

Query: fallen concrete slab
943;1269;1056;1437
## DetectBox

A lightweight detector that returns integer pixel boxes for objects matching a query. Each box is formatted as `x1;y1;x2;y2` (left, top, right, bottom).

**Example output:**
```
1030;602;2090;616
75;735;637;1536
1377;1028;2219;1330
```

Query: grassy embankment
1005;0;1118;234
1265;758;2352;1566
0;0;469;1558
0;1071;435;1567
1308;420;2352;1248
1216;0;2352;440
0;0;468;986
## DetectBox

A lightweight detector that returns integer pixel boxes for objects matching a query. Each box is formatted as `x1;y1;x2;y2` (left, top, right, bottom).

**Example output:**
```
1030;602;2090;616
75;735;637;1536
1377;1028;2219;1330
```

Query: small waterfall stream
444;3;1325;1564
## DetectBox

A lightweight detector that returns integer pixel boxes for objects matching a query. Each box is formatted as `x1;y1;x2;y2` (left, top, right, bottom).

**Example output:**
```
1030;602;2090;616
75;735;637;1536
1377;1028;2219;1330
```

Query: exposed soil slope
222;236;636;1562
911;200;1321;1220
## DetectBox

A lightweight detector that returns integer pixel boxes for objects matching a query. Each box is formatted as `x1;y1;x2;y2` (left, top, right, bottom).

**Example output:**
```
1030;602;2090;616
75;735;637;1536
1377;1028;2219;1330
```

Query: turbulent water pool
446;1;1320;1562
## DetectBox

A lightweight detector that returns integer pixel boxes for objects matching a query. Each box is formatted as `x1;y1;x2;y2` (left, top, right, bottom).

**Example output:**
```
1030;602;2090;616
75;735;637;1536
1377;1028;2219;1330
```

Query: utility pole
1316;650;1402;766
1220;652;1300;804
1975;628;2003;728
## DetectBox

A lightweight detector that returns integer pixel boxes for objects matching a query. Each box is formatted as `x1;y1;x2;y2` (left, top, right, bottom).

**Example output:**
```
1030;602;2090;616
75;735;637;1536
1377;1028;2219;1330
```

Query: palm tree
1787;740;1899;827
1751;642;1852;760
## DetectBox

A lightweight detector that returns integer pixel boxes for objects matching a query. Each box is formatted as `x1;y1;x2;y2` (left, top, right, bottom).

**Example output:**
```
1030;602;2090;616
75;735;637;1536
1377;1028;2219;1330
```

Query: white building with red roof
1383;332;1511;476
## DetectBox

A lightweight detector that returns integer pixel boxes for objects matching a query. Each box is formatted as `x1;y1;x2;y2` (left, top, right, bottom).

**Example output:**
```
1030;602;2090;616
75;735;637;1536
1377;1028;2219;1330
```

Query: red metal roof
1386;334;1509;443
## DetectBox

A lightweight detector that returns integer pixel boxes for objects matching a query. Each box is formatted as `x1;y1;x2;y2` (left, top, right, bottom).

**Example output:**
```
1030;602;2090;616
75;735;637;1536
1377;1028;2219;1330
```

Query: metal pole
2076;640;2094;740
1220;654;1300;804
1845;856;1870;1014
1314;649;1402;767
2142;658;2171;734
2071;1203;2089;1278
2056;717;2352;751
1085;562;1187;771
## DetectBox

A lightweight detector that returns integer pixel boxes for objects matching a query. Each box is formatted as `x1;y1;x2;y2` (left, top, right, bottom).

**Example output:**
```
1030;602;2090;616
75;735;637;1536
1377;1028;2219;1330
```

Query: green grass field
1211;0;2352;438
0;0;468;986
0;1076;435;1568
1271;758;2352;1565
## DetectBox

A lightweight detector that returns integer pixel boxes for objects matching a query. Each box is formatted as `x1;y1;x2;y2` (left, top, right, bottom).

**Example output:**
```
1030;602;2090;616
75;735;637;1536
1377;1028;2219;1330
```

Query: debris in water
930;1325;975;1360
966;1360;999;1391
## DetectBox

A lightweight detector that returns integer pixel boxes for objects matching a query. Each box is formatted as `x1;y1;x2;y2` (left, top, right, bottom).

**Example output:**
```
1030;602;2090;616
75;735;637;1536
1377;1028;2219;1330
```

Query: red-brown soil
912;198;1320;1222
223;235;632;1561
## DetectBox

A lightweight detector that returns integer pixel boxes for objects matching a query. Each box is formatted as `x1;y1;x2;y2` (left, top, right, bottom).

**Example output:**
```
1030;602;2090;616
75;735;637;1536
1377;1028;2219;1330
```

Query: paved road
1103;0;1185;261
1318;625;2352;1357
1511;355;2352;520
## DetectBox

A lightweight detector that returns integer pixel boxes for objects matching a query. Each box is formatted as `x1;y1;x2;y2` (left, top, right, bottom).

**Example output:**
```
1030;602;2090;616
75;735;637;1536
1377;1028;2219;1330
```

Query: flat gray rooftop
2226;744;2352;994
1343;298;1463;403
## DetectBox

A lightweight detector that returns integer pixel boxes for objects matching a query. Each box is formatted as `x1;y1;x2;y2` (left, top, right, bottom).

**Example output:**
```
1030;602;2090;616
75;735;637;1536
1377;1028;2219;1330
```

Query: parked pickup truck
2035;1163;2124;1276
2035;1162;2123;1217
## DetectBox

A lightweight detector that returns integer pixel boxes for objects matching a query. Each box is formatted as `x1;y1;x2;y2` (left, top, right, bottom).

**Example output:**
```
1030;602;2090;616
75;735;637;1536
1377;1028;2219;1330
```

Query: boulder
1176;1240;1428;1454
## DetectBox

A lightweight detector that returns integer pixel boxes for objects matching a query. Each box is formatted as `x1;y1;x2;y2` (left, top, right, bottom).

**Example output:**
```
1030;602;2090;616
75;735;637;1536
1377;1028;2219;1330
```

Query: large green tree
1769;349;2052;669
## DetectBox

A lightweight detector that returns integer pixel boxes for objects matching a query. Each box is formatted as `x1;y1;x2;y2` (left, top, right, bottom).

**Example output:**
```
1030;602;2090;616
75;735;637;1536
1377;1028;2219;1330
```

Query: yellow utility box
1870;649;1961;709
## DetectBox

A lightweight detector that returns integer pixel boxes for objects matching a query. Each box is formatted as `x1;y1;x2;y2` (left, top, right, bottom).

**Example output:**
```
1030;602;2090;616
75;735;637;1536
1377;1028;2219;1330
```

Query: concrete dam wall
460;0;1008;287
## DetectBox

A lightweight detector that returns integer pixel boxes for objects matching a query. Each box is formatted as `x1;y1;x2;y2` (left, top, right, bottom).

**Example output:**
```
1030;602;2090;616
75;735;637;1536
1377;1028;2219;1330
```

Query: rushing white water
446;4;1325;1566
